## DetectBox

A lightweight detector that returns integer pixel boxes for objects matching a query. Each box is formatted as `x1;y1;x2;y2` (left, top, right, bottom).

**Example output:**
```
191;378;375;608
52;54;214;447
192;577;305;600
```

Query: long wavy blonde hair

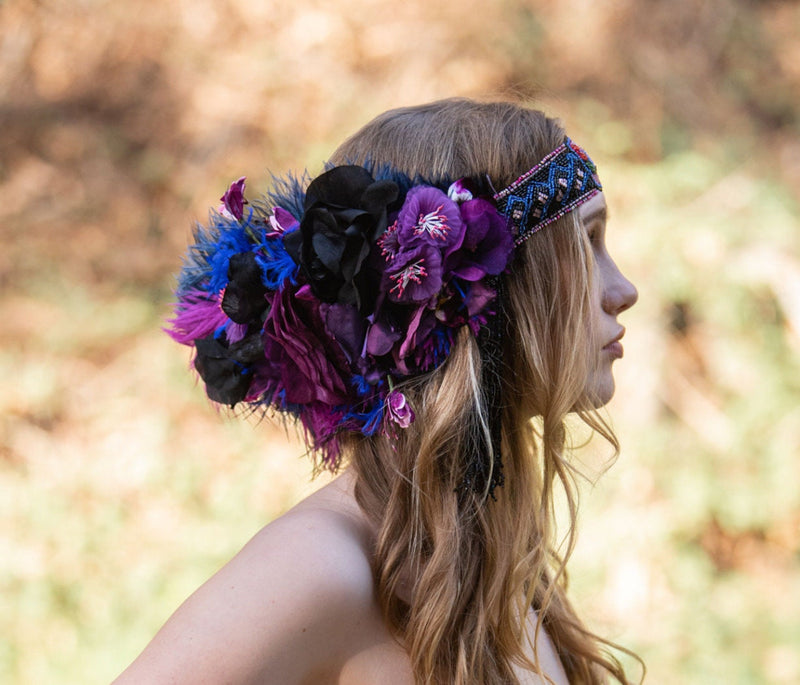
331;99;638;684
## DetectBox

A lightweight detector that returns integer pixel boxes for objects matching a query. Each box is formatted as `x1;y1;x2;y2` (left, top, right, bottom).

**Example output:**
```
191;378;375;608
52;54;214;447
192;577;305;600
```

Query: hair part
334;98;640;684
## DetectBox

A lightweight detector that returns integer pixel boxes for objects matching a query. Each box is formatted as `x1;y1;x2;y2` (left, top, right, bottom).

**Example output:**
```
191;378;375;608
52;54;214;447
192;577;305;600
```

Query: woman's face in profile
580;192;638;405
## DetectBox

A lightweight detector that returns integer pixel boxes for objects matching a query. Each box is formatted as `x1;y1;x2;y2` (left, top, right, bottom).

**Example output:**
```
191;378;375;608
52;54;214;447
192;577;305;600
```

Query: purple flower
386;389;415;428
376;220;400;260
463;279;497;317
219;176;247;220
398;305;437;360
385;244;442;304
396;187;464;249
263;285;352;406
321;302;366;364
366;317;402;356
449;199;514;281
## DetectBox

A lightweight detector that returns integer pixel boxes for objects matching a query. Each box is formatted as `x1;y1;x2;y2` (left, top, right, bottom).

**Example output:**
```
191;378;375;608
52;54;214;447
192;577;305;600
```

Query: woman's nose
603;261;638;315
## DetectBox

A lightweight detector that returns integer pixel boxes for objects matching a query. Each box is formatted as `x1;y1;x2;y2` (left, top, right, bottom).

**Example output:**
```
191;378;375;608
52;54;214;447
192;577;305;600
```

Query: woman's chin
585;373;616;408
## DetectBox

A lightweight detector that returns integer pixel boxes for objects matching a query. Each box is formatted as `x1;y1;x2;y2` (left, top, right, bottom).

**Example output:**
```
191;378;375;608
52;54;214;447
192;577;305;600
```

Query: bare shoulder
114;472;384;685
246;471;377;599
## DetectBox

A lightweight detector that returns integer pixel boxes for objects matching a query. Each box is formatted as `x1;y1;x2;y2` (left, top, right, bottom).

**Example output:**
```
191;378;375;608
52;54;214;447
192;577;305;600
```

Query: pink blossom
386;390;415;428
219;176;247;220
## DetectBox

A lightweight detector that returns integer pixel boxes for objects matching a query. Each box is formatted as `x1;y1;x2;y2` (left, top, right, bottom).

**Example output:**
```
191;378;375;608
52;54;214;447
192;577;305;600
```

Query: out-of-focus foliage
1;0;798;683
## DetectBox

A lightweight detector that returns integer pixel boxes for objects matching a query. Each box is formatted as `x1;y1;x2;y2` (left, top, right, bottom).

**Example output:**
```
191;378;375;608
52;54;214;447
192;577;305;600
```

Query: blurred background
1;0;799;682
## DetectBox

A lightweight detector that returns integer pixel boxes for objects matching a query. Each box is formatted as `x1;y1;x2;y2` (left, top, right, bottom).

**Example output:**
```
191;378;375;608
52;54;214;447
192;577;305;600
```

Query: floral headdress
168;138;601;497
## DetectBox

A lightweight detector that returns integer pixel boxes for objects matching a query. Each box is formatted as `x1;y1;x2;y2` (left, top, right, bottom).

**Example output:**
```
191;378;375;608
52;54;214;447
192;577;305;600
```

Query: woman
116;98;639;684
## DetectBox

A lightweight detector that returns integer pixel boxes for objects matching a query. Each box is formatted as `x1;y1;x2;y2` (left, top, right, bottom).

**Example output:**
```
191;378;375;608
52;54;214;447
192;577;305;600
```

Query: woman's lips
602;329;625;359
603;340;624;359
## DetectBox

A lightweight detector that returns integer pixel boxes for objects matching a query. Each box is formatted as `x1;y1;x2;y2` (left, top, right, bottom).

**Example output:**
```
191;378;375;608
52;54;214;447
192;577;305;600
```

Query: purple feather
167;291;228;345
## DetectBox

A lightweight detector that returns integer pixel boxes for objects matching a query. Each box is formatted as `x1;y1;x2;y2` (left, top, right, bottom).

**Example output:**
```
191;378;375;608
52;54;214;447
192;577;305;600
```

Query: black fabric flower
193;332;265;406
283;166;398;311
220;251;268;324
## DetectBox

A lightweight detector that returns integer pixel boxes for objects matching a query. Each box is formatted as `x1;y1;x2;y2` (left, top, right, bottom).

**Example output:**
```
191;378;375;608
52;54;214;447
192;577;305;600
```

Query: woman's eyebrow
582;205;607;225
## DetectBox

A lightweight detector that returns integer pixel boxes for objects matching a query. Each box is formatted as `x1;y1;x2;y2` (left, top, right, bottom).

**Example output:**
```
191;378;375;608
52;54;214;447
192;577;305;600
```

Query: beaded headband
167;137;600;496
494;138;602;245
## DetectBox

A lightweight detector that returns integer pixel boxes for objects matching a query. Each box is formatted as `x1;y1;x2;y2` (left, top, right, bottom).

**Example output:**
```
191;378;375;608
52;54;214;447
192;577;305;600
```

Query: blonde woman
116;98;639;684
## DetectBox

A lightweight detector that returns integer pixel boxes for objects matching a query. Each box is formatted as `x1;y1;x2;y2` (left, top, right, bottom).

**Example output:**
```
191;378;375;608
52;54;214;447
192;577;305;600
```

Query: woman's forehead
578;192;607;223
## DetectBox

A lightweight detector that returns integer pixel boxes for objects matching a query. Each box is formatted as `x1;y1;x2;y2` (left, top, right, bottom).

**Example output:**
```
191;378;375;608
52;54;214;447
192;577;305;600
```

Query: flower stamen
378;221;399;259
390;259;427;297
414;205;450;240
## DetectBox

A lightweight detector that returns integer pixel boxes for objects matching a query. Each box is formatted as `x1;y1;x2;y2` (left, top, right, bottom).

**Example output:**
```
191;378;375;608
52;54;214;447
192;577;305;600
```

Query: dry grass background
2;0;799;682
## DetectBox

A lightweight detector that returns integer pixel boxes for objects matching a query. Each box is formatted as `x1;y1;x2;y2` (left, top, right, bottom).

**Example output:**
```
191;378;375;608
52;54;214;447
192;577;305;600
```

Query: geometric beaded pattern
494;137;602;246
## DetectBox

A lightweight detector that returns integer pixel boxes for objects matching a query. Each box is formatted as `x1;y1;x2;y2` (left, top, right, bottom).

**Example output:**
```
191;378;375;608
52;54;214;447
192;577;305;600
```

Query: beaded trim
494;138;602;246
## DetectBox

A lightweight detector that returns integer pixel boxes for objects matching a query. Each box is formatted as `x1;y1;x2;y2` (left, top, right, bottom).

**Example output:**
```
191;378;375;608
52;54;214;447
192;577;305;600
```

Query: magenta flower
447;178;474;203
262;285;351;406
219;176;247;220
269;207;299;236
386;389;415;428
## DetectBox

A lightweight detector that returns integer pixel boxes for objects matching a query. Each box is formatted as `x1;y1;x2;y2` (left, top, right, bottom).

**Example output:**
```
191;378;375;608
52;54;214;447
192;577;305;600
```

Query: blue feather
254;235;299;289
266;170;310;221
343;401;384;436
350;375;373;397
206;216;253;294
176;210;253;295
